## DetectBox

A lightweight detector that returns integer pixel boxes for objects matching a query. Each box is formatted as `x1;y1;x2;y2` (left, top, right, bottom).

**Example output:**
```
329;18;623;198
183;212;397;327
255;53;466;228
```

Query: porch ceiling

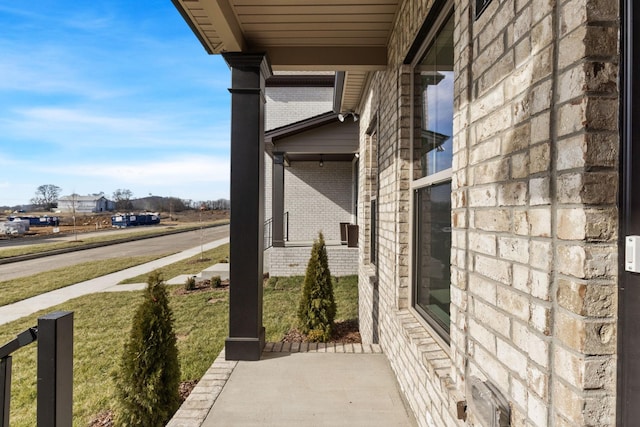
172;0;399;111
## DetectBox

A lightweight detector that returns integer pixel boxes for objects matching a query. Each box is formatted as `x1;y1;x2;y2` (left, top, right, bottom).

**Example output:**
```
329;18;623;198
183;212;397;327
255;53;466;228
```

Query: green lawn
0;273;358;426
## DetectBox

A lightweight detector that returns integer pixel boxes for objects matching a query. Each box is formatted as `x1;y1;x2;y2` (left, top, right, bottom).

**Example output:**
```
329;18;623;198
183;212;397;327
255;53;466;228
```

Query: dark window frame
409;7;455;344
370;197;377;265
365;115;379;267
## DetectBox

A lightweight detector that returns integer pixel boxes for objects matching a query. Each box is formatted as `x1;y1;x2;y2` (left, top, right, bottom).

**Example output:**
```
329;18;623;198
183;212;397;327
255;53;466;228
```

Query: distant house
57;195;115;213
263;73;359;277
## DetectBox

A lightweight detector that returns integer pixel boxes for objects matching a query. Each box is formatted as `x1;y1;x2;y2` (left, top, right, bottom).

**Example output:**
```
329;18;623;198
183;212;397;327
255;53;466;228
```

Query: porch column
272;152;285;247
223;52;272;361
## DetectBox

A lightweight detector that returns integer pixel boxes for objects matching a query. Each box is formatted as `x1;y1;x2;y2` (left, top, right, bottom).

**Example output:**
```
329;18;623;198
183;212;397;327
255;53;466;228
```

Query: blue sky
0;1;231;207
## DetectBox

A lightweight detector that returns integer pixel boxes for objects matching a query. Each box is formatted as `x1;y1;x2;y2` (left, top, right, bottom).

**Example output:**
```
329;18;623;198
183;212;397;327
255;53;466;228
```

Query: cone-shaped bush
297;232;337;342
114;271;181;426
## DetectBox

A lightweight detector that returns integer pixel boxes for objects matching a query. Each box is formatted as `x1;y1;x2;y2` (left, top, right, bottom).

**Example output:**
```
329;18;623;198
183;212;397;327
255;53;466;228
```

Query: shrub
184;275;196;291
114;271;181;426
297;232;336;342
211;275;222;288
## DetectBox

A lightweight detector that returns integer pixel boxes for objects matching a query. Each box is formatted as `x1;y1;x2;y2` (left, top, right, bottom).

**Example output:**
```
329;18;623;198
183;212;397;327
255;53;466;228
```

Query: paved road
0;224;229;282
0;225;185;248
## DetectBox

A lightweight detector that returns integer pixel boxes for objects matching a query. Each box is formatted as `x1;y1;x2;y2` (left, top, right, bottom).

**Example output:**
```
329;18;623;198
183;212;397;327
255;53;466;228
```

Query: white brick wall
265;159;354;242
284;161;354;242
266;245;358;277
265;86;333;131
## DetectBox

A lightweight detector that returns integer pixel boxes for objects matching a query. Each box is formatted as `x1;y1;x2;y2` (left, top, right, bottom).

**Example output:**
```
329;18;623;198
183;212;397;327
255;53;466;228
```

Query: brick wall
265;86;333;131
356;0;619;426
266;245;358;277
284;161;354;242
265;158;354;242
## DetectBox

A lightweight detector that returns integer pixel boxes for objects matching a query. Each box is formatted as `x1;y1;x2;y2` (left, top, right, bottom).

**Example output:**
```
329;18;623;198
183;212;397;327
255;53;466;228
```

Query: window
412;12;454;341
365;121;378;266
370;198;377;264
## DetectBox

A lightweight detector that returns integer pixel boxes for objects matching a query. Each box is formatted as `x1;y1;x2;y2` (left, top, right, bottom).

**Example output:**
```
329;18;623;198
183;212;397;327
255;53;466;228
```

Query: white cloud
39;155;230;184
1;106;230;150
0;46;129;99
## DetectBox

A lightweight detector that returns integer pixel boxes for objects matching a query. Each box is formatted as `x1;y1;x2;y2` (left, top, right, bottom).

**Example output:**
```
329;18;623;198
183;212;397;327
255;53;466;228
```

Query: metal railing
264;212;289;249
1;311;73;427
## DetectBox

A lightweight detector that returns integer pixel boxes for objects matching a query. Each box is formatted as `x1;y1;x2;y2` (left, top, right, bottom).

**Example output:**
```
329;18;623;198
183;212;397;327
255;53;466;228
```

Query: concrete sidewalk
168;343;418;427
0;237;229;326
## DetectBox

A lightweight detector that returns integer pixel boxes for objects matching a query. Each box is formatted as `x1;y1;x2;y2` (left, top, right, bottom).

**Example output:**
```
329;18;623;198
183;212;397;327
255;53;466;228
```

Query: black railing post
0;356;11;427
0;325;37;427
37;311;73;427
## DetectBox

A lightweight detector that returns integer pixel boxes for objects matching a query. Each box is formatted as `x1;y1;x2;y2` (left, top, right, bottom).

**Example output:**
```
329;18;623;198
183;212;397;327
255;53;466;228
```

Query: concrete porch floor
167;343;418;427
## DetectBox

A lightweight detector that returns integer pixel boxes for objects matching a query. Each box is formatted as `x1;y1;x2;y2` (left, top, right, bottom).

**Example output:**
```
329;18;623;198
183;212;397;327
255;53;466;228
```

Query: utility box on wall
466;376;510;427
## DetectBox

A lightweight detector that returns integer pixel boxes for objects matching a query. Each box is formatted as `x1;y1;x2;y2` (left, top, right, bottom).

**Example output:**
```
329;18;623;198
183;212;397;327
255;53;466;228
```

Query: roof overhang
265;111;359;164
172;0;400;111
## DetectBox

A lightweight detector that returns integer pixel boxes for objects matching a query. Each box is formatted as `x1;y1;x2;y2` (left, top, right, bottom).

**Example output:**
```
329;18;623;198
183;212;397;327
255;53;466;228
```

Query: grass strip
118;244;230;284
0;271;358;426
0;254;170;307
0;220;228;259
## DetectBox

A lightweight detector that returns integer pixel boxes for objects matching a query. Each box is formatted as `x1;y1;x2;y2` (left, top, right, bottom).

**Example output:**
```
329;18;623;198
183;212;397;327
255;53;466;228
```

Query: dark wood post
223;52;272;361
272;152;285;247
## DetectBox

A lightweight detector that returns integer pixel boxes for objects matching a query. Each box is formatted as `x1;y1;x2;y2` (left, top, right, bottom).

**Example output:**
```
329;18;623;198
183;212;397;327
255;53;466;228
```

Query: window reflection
415;16;454;178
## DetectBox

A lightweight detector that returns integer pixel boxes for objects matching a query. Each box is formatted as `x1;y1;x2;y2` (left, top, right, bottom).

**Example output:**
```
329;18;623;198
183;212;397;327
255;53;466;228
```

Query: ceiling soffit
172;0;399;111
173;0;399;70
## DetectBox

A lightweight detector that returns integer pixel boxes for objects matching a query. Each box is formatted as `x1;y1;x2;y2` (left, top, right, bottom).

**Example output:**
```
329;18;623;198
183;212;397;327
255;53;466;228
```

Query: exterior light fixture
338;111;359;122
319;155;324;167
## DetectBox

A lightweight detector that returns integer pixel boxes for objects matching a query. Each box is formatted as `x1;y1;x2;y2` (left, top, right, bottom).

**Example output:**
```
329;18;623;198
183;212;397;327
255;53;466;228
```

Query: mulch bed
88;380;200;426
173;279;229;295
282;319;361;344
89;411;113;427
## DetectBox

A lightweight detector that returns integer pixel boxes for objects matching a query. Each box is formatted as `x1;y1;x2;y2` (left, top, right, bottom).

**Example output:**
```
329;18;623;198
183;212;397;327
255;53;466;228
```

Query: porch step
199;263;230;281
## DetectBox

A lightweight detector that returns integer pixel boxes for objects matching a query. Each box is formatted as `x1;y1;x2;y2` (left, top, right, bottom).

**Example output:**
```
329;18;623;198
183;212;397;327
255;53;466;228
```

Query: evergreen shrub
114;271;181;426
297;232;336;342
184;275;196;291
211;275;222;288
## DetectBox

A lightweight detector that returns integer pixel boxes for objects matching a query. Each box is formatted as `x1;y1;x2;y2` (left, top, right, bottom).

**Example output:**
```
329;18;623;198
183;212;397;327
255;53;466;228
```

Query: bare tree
113;189;134;211
205;199;230;210
31;184;61;210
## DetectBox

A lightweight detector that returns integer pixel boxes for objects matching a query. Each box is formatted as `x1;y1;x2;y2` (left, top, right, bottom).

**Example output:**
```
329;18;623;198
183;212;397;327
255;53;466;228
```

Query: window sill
397;307;454;386
361;263;378;287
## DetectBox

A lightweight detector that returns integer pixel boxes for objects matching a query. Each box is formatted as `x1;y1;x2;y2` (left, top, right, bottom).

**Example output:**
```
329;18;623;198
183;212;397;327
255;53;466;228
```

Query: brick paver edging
166;342;383;426
264;341;382;354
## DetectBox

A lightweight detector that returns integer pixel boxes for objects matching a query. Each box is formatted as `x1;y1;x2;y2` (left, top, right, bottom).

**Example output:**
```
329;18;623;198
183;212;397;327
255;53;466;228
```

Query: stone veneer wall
357;0;619;426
